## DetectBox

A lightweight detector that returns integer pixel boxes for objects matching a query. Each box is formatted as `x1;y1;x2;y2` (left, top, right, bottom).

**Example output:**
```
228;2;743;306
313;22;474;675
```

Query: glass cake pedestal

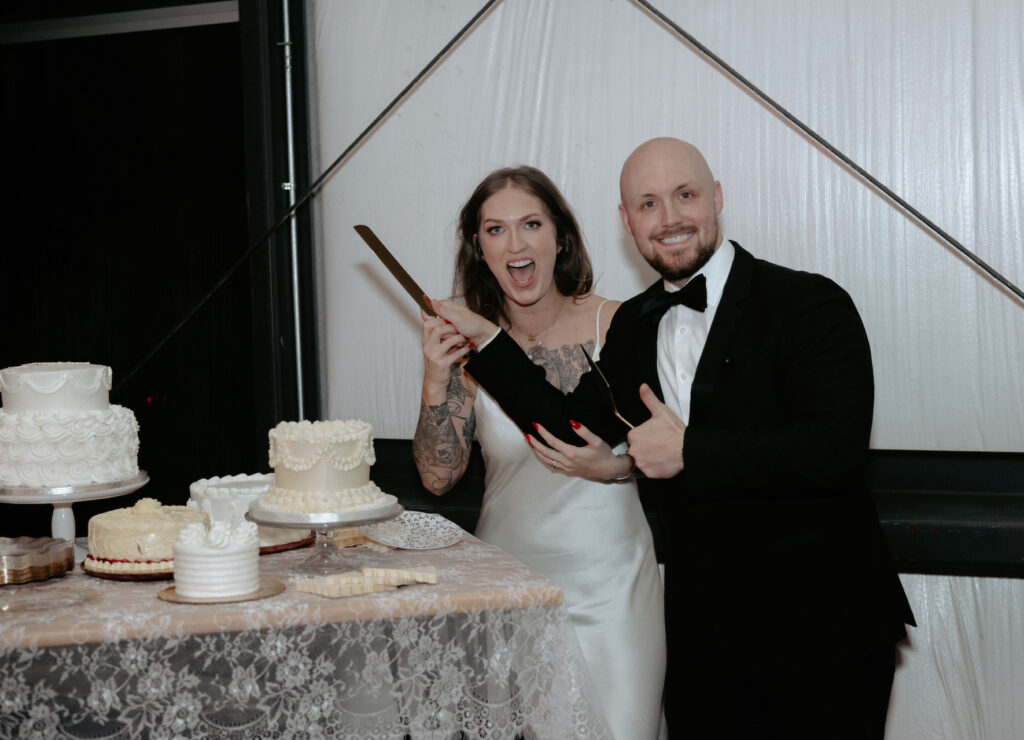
0;472;150;562
247;495;403;575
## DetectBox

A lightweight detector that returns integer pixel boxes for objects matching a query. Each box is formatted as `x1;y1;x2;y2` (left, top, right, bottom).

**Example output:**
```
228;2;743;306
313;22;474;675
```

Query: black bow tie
639;274;707;323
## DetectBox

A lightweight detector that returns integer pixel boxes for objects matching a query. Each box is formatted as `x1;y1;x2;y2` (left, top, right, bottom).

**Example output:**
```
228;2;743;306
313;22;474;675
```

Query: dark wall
0;20;269;536
374;440;1024;577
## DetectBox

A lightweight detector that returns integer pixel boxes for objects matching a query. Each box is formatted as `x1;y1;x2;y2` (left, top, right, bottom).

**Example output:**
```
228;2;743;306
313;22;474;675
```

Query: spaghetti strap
594;298;611;354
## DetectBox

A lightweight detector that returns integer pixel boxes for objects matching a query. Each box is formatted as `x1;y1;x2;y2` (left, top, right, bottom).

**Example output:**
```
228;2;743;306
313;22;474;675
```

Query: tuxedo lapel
633;280;666;400
603;280;664;426
689;242;754;425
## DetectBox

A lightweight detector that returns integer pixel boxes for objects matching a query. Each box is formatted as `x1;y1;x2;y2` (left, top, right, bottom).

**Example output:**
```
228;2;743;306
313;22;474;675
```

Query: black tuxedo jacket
466;242;913;665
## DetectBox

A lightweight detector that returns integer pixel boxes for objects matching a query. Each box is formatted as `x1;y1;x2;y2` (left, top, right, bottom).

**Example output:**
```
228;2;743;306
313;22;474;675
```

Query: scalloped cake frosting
262;420;386;514
0;362;139;487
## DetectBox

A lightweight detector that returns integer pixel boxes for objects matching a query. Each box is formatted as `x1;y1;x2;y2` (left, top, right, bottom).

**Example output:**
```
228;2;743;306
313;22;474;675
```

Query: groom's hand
627;383;686;479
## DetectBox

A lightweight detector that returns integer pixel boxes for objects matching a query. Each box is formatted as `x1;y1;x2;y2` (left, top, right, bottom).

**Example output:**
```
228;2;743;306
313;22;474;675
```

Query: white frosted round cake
173;520;260;598
262;420;387;514
84;498;208;576
0;362;140;488
188;473;308;547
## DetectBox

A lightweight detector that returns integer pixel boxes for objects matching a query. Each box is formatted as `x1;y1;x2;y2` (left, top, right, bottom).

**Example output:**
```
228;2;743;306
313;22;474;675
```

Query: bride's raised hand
528;420;634;482
426;296;499;346
420;307;473;393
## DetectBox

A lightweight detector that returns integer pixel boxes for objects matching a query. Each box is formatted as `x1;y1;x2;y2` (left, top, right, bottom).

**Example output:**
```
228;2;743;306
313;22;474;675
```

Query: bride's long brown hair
453;166;594;328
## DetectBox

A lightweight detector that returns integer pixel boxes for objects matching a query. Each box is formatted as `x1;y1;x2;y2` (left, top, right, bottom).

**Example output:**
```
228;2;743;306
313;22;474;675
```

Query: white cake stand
0;472;150;561
246;495;403;575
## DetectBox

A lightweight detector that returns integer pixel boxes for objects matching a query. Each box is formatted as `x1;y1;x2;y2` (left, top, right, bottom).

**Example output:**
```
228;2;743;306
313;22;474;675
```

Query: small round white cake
173;521;260;599
0;362;139;487
262;420;387;514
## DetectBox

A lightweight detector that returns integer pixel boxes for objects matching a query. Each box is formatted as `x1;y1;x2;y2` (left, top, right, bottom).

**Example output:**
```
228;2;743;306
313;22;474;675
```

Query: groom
431;137;914;737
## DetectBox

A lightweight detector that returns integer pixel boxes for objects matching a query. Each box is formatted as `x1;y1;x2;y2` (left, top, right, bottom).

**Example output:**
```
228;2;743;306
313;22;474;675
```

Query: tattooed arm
413;366;477;495
413;311;478;495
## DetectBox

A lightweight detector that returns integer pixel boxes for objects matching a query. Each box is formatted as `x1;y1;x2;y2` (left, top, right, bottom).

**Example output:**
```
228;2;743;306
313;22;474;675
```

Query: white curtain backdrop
891;572;1024;739
307;2;1024;737
309;0;1023;451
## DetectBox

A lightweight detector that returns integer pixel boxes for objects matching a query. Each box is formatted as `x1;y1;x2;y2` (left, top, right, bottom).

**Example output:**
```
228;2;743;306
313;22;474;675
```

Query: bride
413;165;666;739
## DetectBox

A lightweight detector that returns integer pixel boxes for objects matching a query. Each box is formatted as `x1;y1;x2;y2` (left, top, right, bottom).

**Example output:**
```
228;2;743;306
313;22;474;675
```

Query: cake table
247;494;402;574
0;472;149;561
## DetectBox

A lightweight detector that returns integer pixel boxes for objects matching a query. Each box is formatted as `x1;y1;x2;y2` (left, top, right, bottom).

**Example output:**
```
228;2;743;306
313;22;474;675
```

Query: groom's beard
646;237;716;282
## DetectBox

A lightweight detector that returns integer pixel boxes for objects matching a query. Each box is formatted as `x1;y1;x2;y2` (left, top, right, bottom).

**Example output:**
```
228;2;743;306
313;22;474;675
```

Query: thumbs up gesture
627;383;687;479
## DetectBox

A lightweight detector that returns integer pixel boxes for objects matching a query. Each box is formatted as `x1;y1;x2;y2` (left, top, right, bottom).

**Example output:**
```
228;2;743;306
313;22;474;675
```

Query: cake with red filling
84;498;207;576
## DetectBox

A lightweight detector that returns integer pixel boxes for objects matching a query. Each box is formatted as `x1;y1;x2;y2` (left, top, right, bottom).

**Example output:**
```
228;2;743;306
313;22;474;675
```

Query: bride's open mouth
507;259;536;286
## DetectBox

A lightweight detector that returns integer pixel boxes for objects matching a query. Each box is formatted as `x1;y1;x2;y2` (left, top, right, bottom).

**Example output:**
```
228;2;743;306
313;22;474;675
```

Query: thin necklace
508;296;567;359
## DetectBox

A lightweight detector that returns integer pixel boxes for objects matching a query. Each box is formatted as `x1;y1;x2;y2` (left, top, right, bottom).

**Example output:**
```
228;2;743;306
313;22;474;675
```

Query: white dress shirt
656;239;735;425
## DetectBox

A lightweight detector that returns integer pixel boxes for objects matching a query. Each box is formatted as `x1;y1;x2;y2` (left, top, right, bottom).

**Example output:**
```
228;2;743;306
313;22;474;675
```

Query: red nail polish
524;434;533;446
569;419;581;430
468;343;475;349
532;422;539;431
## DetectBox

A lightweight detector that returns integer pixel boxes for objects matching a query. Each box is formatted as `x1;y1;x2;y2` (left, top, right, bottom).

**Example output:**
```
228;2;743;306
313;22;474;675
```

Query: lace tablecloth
0;531;611;739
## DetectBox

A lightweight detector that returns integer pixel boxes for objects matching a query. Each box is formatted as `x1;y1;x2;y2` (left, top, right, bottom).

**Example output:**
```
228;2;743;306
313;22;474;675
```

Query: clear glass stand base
295;527;357;575
246;497;403;576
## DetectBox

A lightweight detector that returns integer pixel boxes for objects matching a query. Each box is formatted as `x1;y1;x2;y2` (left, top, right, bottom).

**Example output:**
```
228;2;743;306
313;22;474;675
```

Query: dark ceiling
0;1;218;24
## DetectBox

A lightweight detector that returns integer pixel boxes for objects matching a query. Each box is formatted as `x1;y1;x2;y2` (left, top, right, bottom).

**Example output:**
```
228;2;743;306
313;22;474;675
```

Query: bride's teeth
509;259;533;268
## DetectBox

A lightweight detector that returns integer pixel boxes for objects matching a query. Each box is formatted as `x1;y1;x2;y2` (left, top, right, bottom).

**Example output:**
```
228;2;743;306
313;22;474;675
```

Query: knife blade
354;224;436;317
579;344;635;429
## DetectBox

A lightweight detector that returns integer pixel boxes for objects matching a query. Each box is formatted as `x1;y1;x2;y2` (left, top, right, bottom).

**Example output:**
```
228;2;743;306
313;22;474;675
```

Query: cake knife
354;225;437;317
579;344;635;430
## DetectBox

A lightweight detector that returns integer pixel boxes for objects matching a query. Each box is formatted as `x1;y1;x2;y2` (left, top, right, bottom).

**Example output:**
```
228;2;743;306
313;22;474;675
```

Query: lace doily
361;511;464;549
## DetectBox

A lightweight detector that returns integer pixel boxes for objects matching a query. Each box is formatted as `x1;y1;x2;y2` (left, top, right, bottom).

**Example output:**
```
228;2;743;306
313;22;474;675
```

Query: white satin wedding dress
472;306;666;740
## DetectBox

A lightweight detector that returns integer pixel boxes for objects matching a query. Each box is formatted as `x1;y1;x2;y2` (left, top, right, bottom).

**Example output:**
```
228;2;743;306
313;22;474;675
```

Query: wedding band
551;460;557;470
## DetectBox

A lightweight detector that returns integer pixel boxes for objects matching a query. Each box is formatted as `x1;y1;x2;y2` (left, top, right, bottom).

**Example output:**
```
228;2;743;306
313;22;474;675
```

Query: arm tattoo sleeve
413;368;476;495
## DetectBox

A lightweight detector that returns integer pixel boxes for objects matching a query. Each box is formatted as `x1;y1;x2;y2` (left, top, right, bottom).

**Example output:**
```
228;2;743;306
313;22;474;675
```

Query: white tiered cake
0;362;139;488
261;420;387;514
